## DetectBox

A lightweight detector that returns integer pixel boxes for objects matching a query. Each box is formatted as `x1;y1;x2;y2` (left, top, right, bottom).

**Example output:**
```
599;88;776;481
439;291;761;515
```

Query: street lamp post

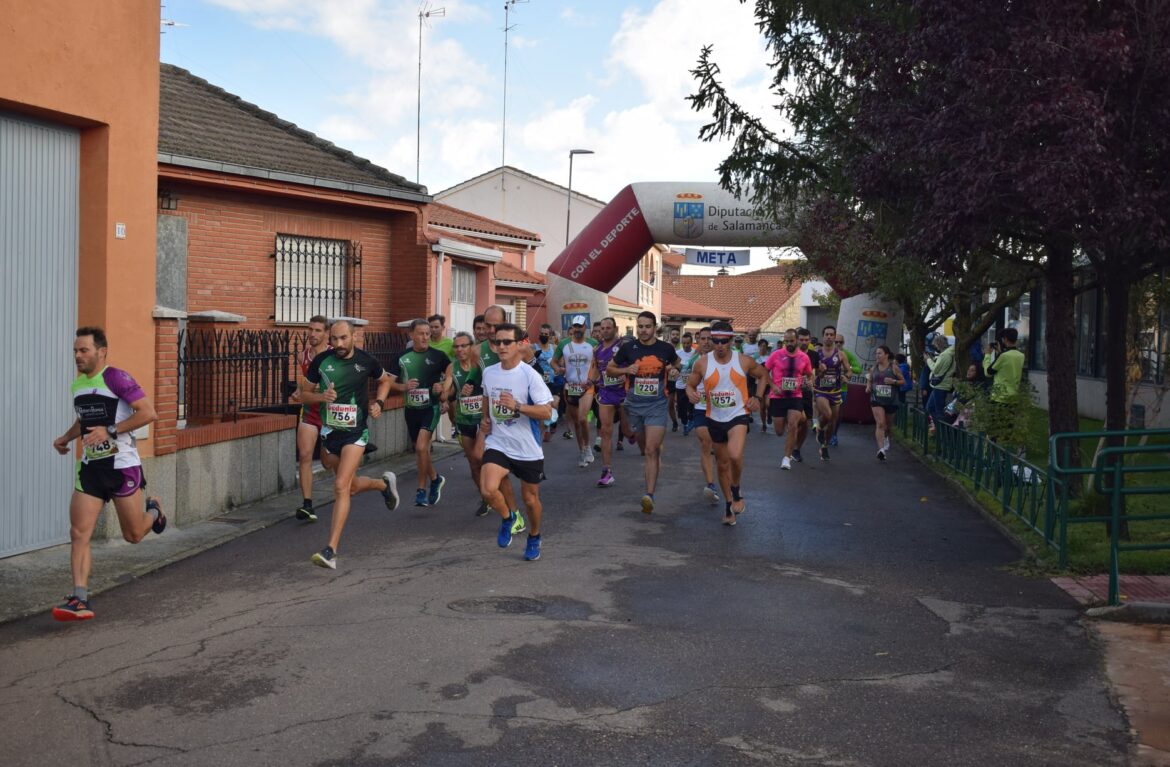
566;148;594;247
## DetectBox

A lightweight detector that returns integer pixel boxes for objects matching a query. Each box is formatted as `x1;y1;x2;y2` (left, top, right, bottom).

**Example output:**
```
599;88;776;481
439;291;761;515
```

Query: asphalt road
0;421;1131;766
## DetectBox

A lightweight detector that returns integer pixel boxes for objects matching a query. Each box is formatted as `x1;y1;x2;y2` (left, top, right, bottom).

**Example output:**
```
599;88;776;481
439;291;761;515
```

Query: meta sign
683;248;751;268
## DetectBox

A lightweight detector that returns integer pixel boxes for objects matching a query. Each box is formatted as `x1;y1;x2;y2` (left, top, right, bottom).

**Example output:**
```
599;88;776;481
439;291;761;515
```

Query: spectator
925;334;956;430
895;353;913;404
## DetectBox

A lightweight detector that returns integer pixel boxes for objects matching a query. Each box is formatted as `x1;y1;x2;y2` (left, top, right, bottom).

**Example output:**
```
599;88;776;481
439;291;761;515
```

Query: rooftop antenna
417;2;446;184
160;4;189;33
501;0;528;168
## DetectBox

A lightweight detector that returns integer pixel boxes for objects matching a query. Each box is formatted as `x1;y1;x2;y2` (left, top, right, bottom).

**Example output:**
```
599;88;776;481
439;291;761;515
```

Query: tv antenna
417;2;446;184
160;4;188;33
501;0;528;167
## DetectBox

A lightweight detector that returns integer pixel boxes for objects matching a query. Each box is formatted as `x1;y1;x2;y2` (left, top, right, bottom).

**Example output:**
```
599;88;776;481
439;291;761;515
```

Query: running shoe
683;424;692;437
597;468;615;487
295;501;317;523
640;494;655;515
830;435;839;447
52;595;94;622
475;500;490;517
703;483;720;503
428;475;446;505
577;450;590;468
585;449;595;465
722;509;737;526
147;498;166;535
616;440;625;451
627;433;638;445
524;534;542;561
415;488;429;507
820;445;831;461
792;449;803;463
499;510;526;547
877;449;887;462
511;509;527;534
563;429;574;439
593;437;602;453
381;471;400;511
672;421;679;432
884;437;891;452
781;456;792;471
311;546;337;569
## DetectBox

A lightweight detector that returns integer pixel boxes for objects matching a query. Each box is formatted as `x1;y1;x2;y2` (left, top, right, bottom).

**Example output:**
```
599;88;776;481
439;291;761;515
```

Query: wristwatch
108;424;118;438
374;398;385;409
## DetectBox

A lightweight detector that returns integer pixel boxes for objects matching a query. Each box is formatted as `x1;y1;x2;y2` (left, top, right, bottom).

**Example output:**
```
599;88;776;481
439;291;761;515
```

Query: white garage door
1;113;80;557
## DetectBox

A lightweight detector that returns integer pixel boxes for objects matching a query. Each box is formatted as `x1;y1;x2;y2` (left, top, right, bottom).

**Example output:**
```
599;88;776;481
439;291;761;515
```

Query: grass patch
894;404;1170;575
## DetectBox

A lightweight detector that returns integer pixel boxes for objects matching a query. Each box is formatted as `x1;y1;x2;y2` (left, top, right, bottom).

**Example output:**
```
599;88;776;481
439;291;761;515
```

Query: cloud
559;7;596;27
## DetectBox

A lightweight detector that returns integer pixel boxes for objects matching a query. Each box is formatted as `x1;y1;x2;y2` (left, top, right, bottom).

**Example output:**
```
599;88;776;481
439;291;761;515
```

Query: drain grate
448;596;546;615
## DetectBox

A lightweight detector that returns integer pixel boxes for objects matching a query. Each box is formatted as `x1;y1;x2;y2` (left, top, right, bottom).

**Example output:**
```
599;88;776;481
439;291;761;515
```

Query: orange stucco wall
0;0;160;453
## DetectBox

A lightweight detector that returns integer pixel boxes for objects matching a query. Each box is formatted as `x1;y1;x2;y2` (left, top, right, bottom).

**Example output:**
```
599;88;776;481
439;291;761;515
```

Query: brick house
663;272;803;336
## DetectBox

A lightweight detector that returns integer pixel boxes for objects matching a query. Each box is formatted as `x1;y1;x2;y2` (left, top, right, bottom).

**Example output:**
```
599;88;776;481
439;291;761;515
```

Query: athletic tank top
561;340;595;387
702;352;750;422
595;340;627;392
816;349;844;392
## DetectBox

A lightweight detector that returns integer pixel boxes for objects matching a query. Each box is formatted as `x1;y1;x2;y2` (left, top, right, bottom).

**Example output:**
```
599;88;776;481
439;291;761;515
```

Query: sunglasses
711;337;732;345
490;338;517;346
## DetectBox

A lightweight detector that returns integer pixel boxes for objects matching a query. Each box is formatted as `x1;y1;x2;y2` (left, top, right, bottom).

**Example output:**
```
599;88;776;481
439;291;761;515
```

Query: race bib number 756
326;403;358;429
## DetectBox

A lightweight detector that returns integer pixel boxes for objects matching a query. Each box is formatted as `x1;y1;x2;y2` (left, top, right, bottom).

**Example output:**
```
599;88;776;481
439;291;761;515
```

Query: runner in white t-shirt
480;324;554;562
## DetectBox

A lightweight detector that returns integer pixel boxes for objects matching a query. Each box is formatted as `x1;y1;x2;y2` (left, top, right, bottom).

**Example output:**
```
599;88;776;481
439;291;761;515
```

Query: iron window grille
273;234;362;323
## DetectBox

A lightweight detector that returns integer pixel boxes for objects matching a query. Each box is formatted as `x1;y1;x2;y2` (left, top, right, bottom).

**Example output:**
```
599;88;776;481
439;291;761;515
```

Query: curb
1085;601;1170;625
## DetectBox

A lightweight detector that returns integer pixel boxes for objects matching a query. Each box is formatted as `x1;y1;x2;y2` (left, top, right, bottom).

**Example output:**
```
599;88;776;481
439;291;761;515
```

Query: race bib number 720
634;377;660;397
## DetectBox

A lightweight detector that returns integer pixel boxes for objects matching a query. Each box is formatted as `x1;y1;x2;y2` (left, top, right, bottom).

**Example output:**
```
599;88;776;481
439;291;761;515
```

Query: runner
441;331;488;515
291;315;330;522
866;344;906;461
795;327;820;462
593;317;634;487
479;323;554;561
668;327;683;431
741;328;761;359
475;305;522;517
388;318;452;507
686;328;720;502
472;314;490;344
428;313;456;444
608;311;680;514
534;323;563;441
673;332;697;435
765;329;815;470
687;321;768;525
552;314;599;468
833;333;863;447
753;338;772;432
300;320;399;570
51;327;167;621
813;325;853;461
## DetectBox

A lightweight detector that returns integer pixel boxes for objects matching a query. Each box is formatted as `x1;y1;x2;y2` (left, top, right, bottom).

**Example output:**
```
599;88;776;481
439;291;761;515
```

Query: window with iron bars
273;234;362;323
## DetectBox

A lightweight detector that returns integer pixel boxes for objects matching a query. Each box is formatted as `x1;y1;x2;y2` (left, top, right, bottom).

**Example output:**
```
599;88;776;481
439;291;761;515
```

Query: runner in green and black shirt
302;320;399;570
388;319;452;507
441;331;490;517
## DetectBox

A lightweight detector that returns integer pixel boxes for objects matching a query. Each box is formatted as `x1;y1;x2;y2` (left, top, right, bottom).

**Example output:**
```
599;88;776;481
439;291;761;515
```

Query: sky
160;0;787;272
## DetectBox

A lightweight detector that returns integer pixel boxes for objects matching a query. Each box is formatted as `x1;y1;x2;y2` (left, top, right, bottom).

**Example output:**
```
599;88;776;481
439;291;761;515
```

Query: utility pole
417;3;446;184
501;0;528;168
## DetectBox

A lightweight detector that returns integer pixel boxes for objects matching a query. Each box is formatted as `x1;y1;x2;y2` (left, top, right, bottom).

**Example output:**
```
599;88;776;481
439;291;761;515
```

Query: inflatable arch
545;182;903;370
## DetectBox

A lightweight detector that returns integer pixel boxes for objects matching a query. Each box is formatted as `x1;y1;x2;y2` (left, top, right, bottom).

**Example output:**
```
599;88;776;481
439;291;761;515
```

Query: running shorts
456;422;479;441
815;389;842;406
624;397;669;431
76;459;146;502
802;390;815;418
405;406;441;443
483;448;544;485
563;382;593;408
769;398;805;419
707;414;752;444
321;427;369;455
690;408;708;430
300;404;322;429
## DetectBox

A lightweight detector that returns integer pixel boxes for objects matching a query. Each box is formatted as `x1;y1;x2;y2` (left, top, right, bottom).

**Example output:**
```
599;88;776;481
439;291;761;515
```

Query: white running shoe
577;449;589;468
781;456;792;471
585;449;595;465
883;437;891;452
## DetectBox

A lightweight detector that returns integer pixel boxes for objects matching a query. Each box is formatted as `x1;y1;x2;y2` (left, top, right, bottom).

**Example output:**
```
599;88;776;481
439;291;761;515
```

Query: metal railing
895;405;1170;605
1049;430;1170;605
177;328;410;423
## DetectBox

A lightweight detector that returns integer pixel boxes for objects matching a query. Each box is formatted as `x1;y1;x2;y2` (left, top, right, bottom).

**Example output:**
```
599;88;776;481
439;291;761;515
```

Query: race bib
780;377;799;391
326;403;358;429
565;382;586;397
458;395;483;417
603;375;624;388
407;388;430;407
633;377;660;397
709;390;737;409
84;438;116;461
490;391;516;422
875;384;893;399
820;374;838;388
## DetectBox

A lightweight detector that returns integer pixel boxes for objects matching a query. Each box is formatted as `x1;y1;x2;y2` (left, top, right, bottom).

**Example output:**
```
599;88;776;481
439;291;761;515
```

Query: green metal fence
895;406;1170;605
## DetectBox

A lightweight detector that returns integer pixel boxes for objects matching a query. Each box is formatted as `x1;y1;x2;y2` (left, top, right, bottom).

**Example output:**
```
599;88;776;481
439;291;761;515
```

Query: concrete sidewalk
0;443;461;625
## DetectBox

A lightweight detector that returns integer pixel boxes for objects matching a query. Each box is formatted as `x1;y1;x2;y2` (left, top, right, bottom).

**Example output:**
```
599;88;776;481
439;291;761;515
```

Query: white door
1;113;79;557
449;264;477;335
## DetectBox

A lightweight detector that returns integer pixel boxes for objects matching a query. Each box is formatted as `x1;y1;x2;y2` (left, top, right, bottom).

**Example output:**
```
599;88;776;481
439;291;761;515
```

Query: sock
73;586;88;602
731;485;742;501
725;502;732;515
528;533;540;541
303;497;313;507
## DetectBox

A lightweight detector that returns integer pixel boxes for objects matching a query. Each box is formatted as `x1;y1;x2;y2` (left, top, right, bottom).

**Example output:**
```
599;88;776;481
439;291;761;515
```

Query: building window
273;234;362;323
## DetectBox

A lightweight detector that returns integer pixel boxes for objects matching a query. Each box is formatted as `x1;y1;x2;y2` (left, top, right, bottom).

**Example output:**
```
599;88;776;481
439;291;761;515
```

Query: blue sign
673;201;704;239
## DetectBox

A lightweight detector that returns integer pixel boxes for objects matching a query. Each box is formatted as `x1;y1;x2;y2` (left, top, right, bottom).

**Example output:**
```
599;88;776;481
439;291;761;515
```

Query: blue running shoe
524;534;542;561
147;498;166;535
498;512;518;548
428;474;446;505
52;595;94;622
415;488;428;507
830;434;839;447
311;546;337;569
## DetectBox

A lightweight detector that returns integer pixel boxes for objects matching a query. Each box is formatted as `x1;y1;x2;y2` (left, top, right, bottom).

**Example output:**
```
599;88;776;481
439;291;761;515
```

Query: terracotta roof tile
662;251;686;269
495;262;545;286
660;291;732;320
159;64;425;195
429;202;541;242
608;296;640;309
663;274;801;330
